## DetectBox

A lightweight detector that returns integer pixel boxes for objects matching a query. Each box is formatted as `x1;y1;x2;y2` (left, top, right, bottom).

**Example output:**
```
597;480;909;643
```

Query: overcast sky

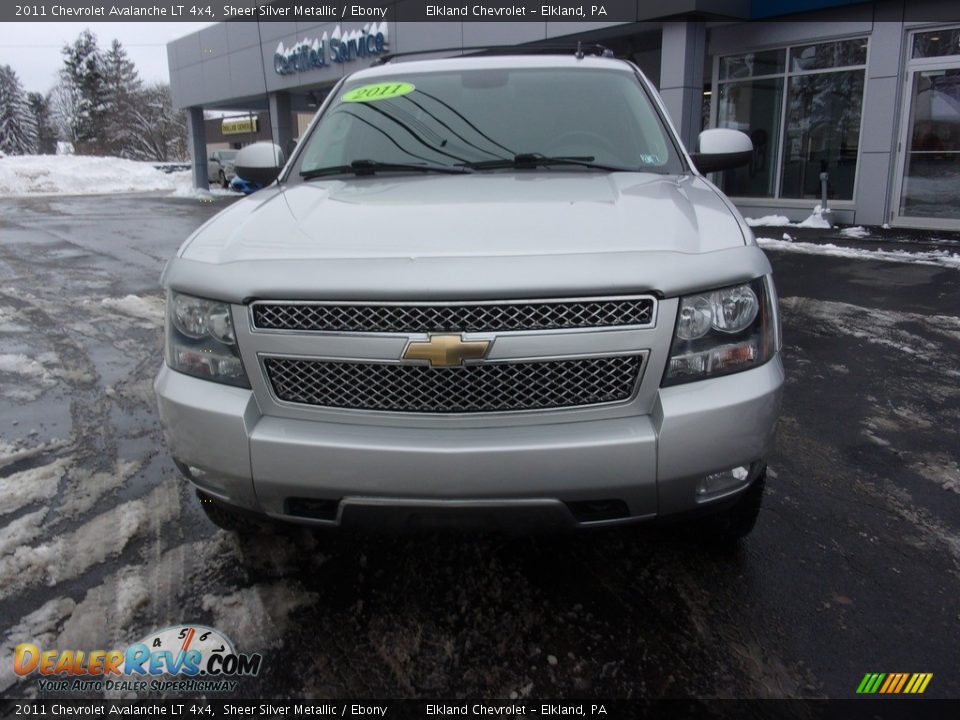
0;22;213;94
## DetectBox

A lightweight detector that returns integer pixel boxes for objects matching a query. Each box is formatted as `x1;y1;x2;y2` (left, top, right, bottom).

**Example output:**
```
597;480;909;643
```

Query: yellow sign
342;82;415;103
403;334;491;367
222;116;259;135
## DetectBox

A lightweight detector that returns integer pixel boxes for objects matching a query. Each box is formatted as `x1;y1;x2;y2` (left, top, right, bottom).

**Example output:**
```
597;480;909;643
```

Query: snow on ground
100;294;165;325
0;438;68;472
745;214;792;227
0;597;76;693
840;226;872;239
0;484;178;600
781;297;960;365
0;457;71;517
169;172;236;199
745;204;832;229
0;155;235;199
0;509;48;557
757;236;960;269
0;155;181;196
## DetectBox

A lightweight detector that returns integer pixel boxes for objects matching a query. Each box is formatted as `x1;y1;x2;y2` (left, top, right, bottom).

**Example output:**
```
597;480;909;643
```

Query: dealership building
167;0;960;229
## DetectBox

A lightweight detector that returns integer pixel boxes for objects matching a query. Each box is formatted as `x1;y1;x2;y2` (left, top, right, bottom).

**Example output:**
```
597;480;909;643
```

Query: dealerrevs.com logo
14;625;261;694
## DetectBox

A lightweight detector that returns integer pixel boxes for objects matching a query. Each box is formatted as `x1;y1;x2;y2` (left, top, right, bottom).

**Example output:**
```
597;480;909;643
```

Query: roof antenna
575;41;584;60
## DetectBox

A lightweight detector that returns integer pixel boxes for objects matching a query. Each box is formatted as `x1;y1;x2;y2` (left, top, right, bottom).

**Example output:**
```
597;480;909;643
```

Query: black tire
197;491;270;535
218;170;228;188
699;471;766;544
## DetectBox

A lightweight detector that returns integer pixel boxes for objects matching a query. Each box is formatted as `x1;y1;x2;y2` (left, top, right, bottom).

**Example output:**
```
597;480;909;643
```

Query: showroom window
714;38;868;201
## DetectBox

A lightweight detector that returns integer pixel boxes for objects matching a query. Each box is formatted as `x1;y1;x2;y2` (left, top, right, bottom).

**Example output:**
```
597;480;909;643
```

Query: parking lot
0;194;958;699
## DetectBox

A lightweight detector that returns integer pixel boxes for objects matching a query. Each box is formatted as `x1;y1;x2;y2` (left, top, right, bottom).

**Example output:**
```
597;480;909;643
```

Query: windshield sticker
342;82;416;103
639;153;663;165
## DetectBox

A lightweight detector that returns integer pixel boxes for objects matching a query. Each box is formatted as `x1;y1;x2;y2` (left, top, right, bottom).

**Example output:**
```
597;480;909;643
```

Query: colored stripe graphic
857;673;932;694
893;673;909;693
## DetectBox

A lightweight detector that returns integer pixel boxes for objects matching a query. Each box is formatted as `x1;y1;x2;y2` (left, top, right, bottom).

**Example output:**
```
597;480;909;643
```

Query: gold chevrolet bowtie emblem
403;334;491;367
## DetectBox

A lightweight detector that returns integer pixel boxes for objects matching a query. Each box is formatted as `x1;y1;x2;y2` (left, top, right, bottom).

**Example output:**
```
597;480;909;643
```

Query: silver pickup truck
155;52;783;541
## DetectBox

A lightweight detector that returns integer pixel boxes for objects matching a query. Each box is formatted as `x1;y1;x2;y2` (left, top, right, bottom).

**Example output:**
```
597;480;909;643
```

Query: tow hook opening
566;499;630;523
285;497;341;522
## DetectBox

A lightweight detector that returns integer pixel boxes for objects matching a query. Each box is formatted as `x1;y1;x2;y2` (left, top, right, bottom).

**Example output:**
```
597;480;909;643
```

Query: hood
179;173;746;263
165;172;769;302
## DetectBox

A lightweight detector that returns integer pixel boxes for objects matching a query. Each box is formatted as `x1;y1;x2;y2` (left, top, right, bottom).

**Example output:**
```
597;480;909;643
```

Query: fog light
696;465;750;499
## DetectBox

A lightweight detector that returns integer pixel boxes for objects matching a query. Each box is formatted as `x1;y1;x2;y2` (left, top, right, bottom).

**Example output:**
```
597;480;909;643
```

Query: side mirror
233;142;285;186
690;128;753;174
286;138;299;157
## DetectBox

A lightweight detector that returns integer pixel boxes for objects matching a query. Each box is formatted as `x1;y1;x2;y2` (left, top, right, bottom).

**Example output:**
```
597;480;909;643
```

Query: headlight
165;291;248;387
662;277;777;386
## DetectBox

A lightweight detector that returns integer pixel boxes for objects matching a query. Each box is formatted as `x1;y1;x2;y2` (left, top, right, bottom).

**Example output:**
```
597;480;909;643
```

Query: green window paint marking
342;82;416;103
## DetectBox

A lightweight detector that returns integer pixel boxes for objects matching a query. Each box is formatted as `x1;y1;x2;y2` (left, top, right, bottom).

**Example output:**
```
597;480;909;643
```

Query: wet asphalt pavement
0;194;958;700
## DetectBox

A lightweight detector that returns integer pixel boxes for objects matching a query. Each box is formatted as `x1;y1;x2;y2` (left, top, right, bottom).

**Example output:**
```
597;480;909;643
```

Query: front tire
218;170;228;188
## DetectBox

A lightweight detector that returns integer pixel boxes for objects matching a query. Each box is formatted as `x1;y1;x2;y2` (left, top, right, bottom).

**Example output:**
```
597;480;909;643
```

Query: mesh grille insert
252;298;655;334
264;355;643;413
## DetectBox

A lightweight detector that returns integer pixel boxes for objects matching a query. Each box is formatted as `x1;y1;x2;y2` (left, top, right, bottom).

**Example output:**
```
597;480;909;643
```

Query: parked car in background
207;150;237;187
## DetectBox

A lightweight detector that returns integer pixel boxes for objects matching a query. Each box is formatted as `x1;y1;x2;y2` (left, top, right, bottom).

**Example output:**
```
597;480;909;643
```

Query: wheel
698;471;766;543
197;490;270;535
218;170;228;188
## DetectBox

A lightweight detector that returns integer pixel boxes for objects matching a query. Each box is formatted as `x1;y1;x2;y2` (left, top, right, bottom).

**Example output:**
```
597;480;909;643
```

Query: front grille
264;355;643;413
251;297;655;334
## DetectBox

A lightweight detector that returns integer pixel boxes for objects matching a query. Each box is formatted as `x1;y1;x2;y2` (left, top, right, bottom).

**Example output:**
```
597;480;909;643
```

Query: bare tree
49;77;82;147
128;83;188;161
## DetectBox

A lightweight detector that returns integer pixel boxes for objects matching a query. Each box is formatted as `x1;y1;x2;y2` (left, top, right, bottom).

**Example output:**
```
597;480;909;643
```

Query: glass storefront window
719;49;785;80
789;39;867;71
716;79;784;197
898;68;960;219
780;71;864;200
912;29;960;59
715;37;867;201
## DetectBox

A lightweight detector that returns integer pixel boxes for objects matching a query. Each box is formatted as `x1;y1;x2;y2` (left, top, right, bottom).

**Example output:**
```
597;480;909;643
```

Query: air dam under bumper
154;355;783;529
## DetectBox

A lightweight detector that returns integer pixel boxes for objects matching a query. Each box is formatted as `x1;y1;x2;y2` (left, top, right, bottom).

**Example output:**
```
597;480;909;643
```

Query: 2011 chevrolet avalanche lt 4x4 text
155;51;783;541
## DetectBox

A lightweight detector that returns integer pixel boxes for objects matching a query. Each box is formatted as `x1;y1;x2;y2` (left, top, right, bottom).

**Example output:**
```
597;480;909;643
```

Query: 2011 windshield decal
342;82;416;103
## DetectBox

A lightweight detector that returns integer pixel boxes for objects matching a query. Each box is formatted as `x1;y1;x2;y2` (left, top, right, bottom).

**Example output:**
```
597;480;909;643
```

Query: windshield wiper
300;159;471;179
461;153;631;172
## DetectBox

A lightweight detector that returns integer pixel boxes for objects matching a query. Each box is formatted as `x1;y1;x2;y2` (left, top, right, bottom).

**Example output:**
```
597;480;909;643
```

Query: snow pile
0;156;237;199
795;204;832;229
0;155;182;196
840;226;872;239
168;171;235;199
757;237;960;269
745;214;792;227
745;204;832;228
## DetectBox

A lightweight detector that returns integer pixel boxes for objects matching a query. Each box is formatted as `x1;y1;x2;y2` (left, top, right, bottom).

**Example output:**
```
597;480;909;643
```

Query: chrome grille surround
251;296;656;334
262;354;645;414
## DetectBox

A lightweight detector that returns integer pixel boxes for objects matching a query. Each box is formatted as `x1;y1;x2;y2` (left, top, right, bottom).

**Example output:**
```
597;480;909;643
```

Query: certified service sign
275;22;389;75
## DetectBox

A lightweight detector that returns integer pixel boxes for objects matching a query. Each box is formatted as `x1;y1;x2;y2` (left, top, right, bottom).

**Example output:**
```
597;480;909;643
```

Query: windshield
291;66;685;179
219;151;237;160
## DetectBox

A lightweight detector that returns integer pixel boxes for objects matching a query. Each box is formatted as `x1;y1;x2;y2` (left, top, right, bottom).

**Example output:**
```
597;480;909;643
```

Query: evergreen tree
60;28;107;153
0;64;37;155
102;39;142;156
27;92;58;154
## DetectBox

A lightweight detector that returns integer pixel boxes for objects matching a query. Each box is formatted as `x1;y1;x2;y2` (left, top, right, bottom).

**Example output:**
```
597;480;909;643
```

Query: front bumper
155;355;783;529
